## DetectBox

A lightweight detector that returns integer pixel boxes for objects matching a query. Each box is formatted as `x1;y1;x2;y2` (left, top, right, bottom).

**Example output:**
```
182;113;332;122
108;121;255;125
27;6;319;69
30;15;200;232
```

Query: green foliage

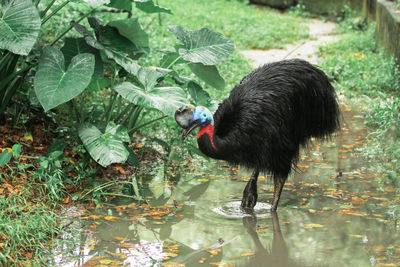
0;196;58;265
146;0;308;50
320;23;400;184
0;0;41;55
168;26;235;66
34;46;95;111
320;25;400;96
78;122;130;167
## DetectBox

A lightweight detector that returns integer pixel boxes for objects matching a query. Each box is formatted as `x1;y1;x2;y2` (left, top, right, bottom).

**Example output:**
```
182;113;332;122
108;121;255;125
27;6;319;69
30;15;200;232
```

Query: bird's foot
241;179;258;211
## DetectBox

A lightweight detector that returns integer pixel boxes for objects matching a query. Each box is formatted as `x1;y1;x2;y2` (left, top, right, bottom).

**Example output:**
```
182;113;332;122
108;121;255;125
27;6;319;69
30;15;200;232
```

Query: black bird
175;59;340;211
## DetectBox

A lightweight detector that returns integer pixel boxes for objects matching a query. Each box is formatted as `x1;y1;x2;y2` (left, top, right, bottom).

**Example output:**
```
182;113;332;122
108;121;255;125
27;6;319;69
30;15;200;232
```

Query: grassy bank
319;23;400;186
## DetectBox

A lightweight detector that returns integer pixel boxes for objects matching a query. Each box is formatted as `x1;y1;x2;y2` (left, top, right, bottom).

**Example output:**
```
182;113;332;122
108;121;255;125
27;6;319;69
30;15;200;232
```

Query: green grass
144;0;308;50
0;176;60;265
319;23;400;185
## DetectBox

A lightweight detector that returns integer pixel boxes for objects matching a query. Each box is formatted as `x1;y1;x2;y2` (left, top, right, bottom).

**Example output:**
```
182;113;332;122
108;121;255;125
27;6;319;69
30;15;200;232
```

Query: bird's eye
203;114;207;117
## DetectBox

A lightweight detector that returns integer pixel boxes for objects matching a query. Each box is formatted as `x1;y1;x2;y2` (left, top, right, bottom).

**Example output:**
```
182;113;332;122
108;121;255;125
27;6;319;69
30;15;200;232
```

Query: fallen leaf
339;210;366;216
303;224;324;229
162;263;185;267
241;252;256;257
112;236;128;241
23;132;33;142
104;216;120;222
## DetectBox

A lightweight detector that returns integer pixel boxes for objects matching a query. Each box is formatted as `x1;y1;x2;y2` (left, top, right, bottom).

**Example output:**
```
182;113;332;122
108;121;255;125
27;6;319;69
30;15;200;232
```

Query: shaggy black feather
197;59;340;179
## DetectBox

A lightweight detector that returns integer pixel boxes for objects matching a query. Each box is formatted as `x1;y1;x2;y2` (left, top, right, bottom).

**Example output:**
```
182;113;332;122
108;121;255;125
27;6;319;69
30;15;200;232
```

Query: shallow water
54;108;400;267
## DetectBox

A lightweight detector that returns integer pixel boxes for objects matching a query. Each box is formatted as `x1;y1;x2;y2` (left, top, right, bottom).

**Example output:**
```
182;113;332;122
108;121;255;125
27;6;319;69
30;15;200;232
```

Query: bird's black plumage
176;59;340;211
197;59;340;179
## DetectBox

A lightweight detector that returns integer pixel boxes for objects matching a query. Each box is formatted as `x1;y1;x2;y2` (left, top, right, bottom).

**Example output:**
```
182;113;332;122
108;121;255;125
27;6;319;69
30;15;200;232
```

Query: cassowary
175;59;340;211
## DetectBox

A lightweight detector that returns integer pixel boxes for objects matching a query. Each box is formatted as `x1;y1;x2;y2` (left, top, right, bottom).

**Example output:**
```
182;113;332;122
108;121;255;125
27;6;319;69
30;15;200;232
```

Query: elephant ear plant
0;0;235;169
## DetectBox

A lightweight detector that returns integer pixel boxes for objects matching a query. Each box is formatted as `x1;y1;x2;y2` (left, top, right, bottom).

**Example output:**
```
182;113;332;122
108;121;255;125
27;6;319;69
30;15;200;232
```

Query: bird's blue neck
197;124;216;150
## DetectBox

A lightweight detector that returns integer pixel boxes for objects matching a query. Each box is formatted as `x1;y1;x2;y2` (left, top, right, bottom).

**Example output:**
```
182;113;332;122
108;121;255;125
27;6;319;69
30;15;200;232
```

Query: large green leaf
34;46;95;112
107;0;131;10
108;18;149;48
137;67;163;91
61;38;103;77
113;82;186;116
71;20;141;76
187;81;211;107
0;0;40;55
188;63;225;90
88;17;139;55
0;150;12;167
168;26;235;65
135;0;171;14
78;122;129;167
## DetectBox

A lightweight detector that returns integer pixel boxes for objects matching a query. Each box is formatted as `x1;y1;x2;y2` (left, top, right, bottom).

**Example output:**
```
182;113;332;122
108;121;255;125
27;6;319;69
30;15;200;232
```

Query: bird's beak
175;104;198;141
181;120;201;141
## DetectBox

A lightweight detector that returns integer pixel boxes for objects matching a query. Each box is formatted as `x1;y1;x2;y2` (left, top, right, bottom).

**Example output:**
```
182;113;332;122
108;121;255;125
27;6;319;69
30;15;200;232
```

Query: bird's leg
241;169;259;211
271;176;286;211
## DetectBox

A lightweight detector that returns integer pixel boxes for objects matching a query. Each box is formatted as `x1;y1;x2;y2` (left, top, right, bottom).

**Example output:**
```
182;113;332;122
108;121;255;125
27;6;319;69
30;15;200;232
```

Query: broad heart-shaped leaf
0;0;40;55
135;0;171;14
34;46;95;112
108;18;149;48
71;21;141;76
107;0;132;10
113;82;186;116
61;38;103;77
78;122;129;167
168;26;235;65
187;81;211;107
188;63;225;90
137;67;163;91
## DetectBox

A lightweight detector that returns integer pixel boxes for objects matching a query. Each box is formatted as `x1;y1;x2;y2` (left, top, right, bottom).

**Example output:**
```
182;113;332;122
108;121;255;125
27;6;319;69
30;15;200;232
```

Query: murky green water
54;109;400;267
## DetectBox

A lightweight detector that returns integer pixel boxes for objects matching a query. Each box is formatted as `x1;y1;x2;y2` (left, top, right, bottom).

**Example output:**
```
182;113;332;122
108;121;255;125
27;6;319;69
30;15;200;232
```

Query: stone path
240;19;339;68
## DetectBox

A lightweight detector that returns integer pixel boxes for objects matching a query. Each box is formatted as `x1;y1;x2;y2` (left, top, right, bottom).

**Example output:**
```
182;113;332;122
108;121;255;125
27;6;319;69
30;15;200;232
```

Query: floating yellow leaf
298;164;309;168
198;178;209;182
241;252;256;257
112;236;127;241
210;262;234;267
349;234;364;238
162;262;185;267
104;216;120;221
99;259;123;265
339;210;366;216
303;224;324;229
207;249;221;256
81;215;103;220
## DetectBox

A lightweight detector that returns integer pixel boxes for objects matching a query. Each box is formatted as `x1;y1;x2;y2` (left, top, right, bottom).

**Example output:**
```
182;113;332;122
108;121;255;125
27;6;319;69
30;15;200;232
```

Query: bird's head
175;104;214;141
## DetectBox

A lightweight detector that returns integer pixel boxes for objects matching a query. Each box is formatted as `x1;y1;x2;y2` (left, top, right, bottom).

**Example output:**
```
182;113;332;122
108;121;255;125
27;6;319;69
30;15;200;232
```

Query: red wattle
197;124;216;149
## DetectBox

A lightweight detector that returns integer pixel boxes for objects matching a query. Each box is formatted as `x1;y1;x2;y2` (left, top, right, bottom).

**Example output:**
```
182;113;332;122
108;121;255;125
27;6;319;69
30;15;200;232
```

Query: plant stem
40;0;57;19
41;1;70;25
120;105;137;126
156;0;162;26
115;103;133;123
49;9;95;46
128;106;143;131
105;91;118;125
129;115;167;134
166;55;182;69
